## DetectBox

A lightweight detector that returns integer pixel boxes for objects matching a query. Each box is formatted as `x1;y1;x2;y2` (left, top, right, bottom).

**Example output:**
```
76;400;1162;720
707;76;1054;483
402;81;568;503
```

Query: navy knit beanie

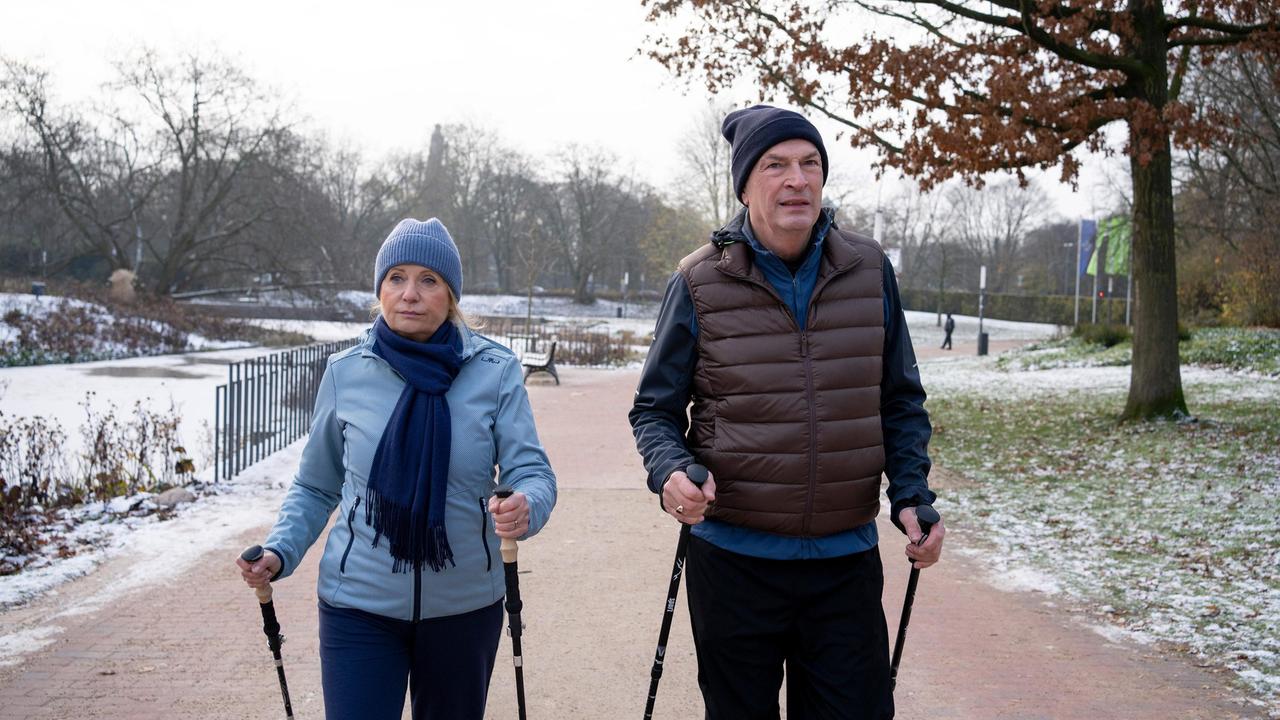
373;218;464;299
722;104;829;203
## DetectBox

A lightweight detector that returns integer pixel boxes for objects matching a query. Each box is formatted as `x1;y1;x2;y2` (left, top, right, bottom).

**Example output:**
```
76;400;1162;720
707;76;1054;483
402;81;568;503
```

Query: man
630;105;943;720
942;312;955;350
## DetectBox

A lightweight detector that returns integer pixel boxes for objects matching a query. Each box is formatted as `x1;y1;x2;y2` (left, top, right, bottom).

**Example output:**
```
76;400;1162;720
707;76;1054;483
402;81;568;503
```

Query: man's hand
662;468;716;525
899;506;945;569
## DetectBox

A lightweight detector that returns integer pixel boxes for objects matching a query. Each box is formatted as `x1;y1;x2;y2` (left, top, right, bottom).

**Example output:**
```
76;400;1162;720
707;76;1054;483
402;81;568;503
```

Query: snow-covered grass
998;326;1280;376
0;292;314;367
923;353;1280;709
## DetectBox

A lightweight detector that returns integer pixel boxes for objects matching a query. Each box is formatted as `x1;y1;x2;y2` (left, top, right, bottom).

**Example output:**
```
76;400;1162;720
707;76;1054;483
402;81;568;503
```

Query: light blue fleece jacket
264;326;556;621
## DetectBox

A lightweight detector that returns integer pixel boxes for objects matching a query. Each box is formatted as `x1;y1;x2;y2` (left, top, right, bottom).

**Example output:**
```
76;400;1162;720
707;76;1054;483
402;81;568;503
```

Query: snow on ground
1;292;249;355
459;292;661;322
1;345;280;462
922;351;1280;709
0;443;299;666
904;309;1061;346
922;353;1280;403
247;319;369;344
4;300;1275;706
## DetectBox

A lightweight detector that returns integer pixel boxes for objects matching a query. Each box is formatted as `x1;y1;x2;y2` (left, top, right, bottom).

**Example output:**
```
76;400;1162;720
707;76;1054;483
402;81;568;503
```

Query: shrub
1072;323;1131;348
0;394;197;574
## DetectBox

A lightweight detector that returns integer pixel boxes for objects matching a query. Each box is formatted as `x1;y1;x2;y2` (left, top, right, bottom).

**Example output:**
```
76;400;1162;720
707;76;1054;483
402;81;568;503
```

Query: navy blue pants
686;538;894;720
318;599;503;720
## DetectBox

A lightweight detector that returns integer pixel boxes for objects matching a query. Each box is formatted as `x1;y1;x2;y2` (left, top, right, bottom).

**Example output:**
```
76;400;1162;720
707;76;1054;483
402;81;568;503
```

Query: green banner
1086;215;1131;276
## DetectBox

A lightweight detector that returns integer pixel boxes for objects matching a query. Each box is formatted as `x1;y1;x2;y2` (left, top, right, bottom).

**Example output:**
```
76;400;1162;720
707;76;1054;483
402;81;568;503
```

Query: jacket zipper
413;564;422;623
478;497;493;572
339;496;361;574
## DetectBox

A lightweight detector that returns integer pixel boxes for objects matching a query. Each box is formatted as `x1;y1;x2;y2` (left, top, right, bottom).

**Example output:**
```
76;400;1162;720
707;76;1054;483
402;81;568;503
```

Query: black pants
686;537;893;720
941;332;953;349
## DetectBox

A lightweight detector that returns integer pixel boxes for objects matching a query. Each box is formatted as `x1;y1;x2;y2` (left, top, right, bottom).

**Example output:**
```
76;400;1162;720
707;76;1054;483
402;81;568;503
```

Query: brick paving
0;366;1269;719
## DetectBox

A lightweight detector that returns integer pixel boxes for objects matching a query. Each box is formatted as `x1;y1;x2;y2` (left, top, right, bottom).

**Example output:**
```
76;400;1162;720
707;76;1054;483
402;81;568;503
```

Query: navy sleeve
880;259;936;533
629;271;699;494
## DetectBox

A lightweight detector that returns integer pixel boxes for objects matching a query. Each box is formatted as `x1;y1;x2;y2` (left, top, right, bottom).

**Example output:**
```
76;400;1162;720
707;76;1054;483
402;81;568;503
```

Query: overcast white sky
3;0;1123;222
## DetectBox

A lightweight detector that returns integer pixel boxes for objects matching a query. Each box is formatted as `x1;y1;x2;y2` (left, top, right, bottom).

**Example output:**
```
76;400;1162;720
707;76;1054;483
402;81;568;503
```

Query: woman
237;217;556;719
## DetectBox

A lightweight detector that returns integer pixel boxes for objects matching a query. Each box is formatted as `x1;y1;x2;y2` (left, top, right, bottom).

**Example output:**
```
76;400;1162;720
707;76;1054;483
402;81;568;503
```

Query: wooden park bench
521;340;559;385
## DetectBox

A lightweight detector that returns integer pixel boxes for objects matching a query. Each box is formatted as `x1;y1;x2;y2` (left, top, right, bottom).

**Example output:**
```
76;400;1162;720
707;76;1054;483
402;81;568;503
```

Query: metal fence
214;338;359;482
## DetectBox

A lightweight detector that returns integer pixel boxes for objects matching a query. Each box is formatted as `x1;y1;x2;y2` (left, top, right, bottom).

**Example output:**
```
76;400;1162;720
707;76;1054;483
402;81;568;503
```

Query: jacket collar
711;206;860;280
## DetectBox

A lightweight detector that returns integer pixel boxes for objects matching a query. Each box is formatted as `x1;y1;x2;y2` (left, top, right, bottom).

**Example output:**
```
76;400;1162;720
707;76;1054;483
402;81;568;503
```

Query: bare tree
546;146;634;303
1;57;158;277
676;101;737;228
482;148;542;293
1;51;296;293
946;179;1053;293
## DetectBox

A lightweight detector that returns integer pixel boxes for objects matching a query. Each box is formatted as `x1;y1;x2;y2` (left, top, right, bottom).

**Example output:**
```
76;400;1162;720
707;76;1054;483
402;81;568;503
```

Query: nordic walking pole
240;545;295;719
494;485;528;720
889;504;941;692
643;463;708;720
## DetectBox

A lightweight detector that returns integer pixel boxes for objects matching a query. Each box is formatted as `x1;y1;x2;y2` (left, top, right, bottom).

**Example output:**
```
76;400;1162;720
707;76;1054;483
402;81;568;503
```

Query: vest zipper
800;331;818;535
339;496;361;574
479;497;493;572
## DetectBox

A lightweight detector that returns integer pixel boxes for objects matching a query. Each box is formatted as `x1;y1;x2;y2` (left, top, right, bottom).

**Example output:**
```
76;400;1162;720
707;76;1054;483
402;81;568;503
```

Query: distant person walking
236;218;557;720
941;313;955;350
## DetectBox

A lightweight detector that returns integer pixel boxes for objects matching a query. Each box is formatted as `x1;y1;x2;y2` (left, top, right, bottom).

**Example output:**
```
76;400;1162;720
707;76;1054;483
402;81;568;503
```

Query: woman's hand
489;491;530;539
236;548;282;589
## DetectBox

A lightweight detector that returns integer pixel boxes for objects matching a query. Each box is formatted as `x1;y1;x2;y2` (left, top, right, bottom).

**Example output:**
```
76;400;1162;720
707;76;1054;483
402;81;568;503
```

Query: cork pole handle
494;486;519;563
240;545;274;604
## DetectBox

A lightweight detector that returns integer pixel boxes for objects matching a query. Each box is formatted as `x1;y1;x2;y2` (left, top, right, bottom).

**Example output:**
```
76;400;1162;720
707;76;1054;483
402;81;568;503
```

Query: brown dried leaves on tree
642;0;1279;187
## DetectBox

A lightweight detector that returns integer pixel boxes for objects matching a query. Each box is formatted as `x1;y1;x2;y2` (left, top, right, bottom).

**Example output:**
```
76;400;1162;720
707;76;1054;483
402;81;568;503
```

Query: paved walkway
0;364;1268;719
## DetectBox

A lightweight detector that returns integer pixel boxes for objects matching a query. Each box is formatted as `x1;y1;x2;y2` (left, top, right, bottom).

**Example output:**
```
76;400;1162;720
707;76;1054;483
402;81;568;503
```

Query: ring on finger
675;504;685;514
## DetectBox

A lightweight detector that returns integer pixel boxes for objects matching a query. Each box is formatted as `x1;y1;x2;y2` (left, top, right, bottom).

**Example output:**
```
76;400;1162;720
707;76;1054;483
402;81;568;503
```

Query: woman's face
378;264;452;342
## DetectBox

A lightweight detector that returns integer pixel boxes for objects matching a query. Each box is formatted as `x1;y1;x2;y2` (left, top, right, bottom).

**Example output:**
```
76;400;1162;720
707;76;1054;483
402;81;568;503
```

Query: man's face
741;138;824;262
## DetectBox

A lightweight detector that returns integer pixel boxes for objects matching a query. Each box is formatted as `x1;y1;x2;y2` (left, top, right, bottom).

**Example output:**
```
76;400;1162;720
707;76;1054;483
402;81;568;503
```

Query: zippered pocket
478;496;493;572
339;496;361;574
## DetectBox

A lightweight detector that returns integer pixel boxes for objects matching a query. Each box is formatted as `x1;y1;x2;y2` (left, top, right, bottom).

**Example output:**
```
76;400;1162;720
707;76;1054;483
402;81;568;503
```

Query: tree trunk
1123;144;1186;419
1122;1;1187;420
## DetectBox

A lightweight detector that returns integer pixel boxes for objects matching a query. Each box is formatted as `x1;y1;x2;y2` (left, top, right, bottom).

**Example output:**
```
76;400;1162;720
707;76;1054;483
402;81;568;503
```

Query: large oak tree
642;0;1278;419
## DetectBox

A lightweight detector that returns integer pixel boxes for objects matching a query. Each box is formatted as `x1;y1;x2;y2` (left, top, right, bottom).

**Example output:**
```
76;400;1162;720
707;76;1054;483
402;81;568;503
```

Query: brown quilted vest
678;227;886;536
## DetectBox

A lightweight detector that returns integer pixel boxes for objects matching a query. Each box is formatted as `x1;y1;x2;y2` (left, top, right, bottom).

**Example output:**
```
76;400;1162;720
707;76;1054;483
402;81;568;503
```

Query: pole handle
914;505;940;540
241;544;274;604
685;463;708;487
494;485;519;563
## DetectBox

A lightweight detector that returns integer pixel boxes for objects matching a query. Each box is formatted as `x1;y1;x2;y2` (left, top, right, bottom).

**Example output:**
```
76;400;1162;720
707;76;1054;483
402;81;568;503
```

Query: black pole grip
495;485;514;499
914;505;940;538
686;464;708;487
241;545;264;563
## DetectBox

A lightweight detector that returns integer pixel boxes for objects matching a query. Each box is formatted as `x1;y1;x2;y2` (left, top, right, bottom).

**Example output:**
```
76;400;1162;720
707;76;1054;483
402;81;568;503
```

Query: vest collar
712;207;862;281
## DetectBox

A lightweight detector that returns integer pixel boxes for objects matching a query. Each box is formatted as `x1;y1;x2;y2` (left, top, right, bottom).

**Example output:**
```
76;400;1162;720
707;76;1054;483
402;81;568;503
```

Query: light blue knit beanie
373;218;463;299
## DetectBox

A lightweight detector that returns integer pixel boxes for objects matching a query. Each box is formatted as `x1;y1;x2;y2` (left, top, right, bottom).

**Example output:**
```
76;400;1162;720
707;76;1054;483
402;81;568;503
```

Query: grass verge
926;360;1280;707
997;326;1280;377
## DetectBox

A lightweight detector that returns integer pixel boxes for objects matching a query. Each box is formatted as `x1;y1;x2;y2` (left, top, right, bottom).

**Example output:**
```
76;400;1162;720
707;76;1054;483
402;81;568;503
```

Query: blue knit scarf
366;316;464;573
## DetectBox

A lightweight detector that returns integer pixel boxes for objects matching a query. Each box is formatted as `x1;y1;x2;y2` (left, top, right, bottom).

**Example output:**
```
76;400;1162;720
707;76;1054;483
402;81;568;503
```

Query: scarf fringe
366;487;456;573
